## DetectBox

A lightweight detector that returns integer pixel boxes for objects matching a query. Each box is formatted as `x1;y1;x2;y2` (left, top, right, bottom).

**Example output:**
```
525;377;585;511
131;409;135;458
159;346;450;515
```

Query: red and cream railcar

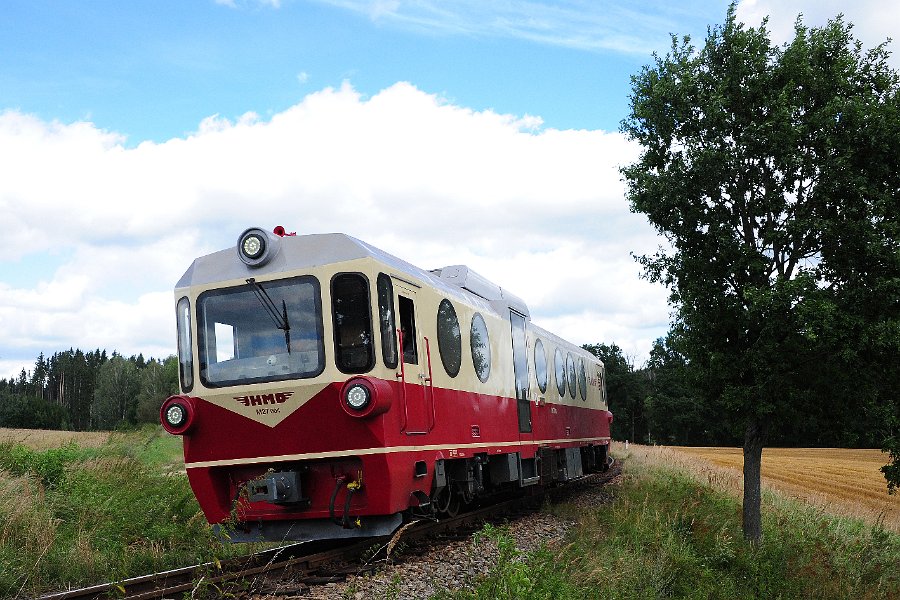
161;227;612;542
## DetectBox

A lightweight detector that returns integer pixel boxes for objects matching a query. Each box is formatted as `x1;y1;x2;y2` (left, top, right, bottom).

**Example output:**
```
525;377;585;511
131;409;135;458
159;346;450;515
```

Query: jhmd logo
234;391;295;407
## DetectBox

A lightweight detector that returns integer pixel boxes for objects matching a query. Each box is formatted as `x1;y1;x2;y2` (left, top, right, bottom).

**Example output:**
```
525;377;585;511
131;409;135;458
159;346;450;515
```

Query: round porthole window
437;299;462;377
554;348;566;396
578;358;587;401
534;339;548;393
470;313;491;382
566;353;576;399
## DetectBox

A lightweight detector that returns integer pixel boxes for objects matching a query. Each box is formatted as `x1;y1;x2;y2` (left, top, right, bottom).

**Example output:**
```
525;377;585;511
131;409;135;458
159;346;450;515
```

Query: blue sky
1;0;896;380
1;1;725;143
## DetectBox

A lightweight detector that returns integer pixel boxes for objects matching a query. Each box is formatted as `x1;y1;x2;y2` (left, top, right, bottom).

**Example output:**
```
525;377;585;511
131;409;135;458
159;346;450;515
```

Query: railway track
40;463;620;600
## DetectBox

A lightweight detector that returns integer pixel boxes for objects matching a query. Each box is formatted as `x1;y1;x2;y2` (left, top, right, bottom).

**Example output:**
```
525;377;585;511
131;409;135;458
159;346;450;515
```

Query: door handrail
423;336;435;432
395;328;408;431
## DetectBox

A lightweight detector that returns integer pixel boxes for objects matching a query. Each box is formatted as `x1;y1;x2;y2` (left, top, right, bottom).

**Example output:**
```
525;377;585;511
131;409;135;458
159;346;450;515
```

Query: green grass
3;435;897;599
444;458;900;599
0;427;262;598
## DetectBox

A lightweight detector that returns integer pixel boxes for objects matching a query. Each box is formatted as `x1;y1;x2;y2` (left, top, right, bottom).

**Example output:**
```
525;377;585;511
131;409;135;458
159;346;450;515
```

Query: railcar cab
160;227;447;541
165;227;406;407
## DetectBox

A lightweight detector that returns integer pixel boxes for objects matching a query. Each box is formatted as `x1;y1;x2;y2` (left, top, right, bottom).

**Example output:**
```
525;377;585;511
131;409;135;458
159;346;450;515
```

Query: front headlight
339;377;393;419
160;395;196;435
345;383;371;411
164;403;188;428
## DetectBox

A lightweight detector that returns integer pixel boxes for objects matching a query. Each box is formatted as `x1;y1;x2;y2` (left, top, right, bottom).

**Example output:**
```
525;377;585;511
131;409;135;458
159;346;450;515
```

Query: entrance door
510;311;532;435
397;288;429;434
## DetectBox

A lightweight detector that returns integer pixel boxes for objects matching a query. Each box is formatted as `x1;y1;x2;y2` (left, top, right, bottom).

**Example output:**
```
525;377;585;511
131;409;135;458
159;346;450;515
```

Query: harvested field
0;427;110;449
668;446;900;531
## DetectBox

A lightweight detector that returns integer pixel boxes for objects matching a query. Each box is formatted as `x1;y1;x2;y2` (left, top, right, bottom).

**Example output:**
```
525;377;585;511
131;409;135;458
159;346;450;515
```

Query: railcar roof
176;232;530;318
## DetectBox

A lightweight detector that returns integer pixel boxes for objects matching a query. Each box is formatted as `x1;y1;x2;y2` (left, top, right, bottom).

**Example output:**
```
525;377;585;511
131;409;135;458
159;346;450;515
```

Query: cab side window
398;295;418;364
331;273;375;373
377;273;398;369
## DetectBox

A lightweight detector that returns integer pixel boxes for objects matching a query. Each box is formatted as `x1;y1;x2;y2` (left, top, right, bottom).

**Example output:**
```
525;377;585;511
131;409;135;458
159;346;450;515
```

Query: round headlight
165;403;187;428
237;227;282;267
345;383;371;411
242;234;264;259
160;395;196;434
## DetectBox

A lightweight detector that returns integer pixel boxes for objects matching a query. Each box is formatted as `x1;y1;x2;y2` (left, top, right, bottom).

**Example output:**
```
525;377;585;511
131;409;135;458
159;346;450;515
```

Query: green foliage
644;333;732;446
0;429;256;598
884;436;900;495
135;357;179;424
0;391;69;430
92;355;141;429
620;3;900;533
0;441;92;486
0;351;179;432
583;343;650;444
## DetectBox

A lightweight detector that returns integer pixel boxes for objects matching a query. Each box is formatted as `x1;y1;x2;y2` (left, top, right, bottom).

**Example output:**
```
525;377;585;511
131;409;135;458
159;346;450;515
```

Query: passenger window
470;313;491;382
534;339;548;393
566;353;577;399
398;295;418;364
377;274;398;369
331;273;375;374
554;348;566;397
578;358;587;401
437;299;462;377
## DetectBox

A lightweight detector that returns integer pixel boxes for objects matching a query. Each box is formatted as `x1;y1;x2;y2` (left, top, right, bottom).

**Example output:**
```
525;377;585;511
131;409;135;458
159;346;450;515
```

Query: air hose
329;477;363;528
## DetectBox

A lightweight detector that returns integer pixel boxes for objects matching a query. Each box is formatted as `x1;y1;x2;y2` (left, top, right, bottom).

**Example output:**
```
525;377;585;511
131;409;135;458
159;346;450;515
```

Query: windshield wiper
246;278;291;354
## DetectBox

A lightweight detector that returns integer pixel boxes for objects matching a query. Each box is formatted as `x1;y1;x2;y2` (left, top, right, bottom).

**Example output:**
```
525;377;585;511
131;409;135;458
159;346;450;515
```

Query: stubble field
0;427;111;449
667;446;900;531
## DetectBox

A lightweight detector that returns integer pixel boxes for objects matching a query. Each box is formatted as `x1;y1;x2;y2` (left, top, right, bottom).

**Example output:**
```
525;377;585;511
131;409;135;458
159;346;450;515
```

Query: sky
1;0;898;380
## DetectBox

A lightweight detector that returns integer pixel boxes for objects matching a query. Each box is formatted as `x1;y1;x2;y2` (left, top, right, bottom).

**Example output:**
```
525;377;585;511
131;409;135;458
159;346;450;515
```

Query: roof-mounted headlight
237;227;282;267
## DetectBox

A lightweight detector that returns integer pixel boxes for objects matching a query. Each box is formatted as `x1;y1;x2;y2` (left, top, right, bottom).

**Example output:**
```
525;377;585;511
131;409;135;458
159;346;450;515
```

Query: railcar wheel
445;492;460;517
434;486;460;517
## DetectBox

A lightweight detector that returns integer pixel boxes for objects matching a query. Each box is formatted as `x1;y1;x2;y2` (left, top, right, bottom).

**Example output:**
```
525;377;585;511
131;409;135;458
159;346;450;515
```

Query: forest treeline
0;341;893;450
586;341;895;450
0;350;178;431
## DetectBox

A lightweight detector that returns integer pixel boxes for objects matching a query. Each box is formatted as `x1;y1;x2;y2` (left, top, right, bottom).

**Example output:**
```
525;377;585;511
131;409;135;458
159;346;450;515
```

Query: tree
135;356;179;424
643;333;725;446
621;5;900;541
582;343;649;443
92;355;140;429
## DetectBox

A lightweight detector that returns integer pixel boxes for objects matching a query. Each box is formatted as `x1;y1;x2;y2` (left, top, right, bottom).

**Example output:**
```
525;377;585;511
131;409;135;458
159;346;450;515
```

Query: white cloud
735;0;899;65
0;81;669;379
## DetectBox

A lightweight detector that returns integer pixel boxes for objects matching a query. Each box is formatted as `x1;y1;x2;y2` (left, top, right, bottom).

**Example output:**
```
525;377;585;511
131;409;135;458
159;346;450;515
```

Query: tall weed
0;429;256;598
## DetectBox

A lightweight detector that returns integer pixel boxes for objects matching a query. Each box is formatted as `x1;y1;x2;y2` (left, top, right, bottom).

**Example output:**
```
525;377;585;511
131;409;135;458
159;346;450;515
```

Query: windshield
197;276;325;387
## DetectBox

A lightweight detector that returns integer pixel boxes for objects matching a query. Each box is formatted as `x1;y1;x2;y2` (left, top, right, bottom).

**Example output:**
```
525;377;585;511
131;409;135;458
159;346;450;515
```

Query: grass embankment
447;444;900;599
0;426;262;598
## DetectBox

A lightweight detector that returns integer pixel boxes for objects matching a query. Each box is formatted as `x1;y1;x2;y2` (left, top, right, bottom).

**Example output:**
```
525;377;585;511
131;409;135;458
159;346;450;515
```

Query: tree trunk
742;419;765;543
